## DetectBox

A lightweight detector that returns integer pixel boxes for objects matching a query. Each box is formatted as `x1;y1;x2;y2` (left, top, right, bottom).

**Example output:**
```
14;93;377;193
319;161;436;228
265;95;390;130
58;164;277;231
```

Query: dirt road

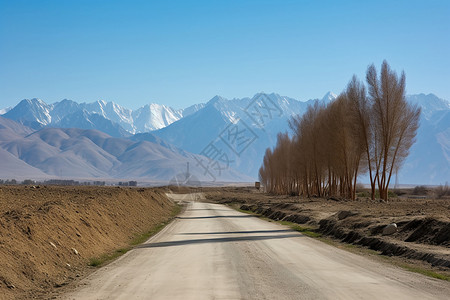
64;198;450;299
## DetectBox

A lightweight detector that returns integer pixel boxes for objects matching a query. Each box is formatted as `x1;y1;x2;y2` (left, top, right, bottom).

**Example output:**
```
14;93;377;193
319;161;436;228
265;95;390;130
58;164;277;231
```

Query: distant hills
1;92;449;185
0;116;251;182
398;95;450;184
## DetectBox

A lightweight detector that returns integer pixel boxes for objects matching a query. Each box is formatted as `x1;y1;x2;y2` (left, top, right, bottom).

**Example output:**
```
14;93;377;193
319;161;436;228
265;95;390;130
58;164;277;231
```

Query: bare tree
366;61;420;200
260;61;419;201
345;76;371;199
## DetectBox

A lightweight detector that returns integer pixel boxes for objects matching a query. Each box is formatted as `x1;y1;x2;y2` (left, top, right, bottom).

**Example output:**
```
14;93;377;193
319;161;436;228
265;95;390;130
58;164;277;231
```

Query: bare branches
367;60;421;200
259;61;420;201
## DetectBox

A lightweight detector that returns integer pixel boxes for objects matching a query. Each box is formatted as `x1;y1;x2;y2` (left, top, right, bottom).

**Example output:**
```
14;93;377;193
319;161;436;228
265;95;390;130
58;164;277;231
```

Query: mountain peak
149;103;165;109
58;98;76;103
4;98;52;128
406;93;450;119
321;91;337;103
98;99;107;106
0;107;12;115
207;95;226;106
17;98;46;107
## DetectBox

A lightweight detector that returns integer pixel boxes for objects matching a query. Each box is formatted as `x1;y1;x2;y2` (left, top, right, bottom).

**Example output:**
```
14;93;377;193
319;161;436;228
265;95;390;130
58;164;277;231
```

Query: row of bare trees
259;61;421;200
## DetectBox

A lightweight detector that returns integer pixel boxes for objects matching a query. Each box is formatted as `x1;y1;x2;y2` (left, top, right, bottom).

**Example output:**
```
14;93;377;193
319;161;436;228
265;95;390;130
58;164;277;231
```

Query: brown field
203;186;450;278
1;184;449;299
0;185;177;299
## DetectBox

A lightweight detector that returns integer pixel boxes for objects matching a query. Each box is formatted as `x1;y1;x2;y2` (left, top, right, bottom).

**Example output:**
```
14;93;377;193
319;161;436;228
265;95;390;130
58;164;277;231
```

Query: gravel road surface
64;197;450;299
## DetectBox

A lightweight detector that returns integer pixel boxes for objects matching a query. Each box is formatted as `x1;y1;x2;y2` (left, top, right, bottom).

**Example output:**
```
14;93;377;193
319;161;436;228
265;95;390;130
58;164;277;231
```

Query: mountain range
0;116;250;182
1;92;449;185
3;98;205;135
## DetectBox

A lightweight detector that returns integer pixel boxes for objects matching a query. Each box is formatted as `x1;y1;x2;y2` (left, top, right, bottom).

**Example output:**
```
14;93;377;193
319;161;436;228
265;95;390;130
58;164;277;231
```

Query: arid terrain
203;186;450;278
0;185;177;299
65;197;450;299
1;185;449;299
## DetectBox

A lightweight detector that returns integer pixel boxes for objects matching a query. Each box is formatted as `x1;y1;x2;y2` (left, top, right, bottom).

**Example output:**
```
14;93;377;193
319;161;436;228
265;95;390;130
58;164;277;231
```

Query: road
64;195;450;299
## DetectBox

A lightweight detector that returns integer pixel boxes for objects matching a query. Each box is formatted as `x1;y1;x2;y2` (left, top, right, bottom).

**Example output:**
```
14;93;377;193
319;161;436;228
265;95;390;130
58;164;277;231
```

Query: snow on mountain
0;118;252;182
1;92;448;184
2;98;205;135
321;91;338;103
4;98;52;129
103;101;135;133
406;93;450;119
51;99;81;123
132;103;183;132
153;92;332;178
79;100;135;133
397;94;450;184
153;92;449;185
154;101;231;154
398;111;449;185
0;107;12;115
53;110;131;138
182;103;206;117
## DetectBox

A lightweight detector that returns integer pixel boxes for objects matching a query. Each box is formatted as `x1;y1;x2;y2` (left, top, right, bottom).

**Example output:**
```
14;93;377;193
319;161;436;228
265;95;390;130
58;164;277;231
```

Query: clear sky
0;0;449;110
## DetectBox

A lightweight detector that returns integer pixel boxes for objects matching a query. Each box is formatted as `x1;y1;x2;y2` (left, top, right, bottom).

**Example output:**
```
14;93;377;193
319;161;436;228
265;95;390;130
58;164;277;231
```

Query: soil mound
0;186;176;299
402;218;450;246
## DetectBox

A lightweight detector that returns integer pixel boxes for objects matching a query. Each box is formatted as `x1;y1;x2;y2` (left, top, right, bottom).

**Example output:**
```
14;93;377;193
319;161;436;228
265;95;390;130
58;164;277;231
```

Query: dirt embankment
0;186;176;299
204;187;450;274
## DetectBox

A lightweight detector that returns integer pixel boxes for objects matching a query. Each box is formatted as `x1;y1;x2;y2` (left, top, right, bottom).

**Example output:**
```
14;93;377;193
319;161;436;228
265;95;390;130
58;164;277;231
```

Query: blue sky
1;0;449;109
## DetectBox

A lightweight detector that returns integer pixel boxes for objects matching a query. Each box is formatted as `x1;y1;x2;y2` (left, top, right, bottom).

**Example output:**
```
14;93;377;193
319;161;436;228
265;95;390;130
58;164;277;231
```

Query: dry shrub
434;183;449;199
413;185;428;195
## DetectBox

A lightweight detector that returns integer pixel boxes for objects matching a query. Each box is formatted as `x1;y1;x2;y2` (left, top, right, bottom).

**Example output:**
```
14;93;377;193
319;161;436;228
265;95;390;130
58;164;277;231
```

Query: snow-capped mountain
130;102;206;132
398;94;450;184
406;93;450;119
0;116;251;182
2;92;449;184
4;98;52;129
153;92;449;185
2;98;204;135
53;109;131;138
183;103;206;117
321;91;338;104
0;107;12;115
132;103;183;132
80;100;136;133
51;99;82;123
152;92;336;178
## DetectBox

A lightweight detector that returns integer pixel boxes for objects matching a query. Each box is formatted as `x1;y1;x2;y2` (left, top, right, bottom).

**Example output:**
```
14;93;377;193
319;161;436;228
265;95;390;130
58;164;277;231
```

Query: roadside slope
0;186;176;299
65;201;450;299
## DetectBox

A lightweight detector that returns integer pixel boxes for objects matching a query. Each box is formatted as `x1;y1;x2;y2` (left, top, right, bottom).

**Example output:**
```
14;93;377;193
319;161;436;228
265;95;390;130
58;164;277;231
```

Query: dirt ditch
0;185;177;299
